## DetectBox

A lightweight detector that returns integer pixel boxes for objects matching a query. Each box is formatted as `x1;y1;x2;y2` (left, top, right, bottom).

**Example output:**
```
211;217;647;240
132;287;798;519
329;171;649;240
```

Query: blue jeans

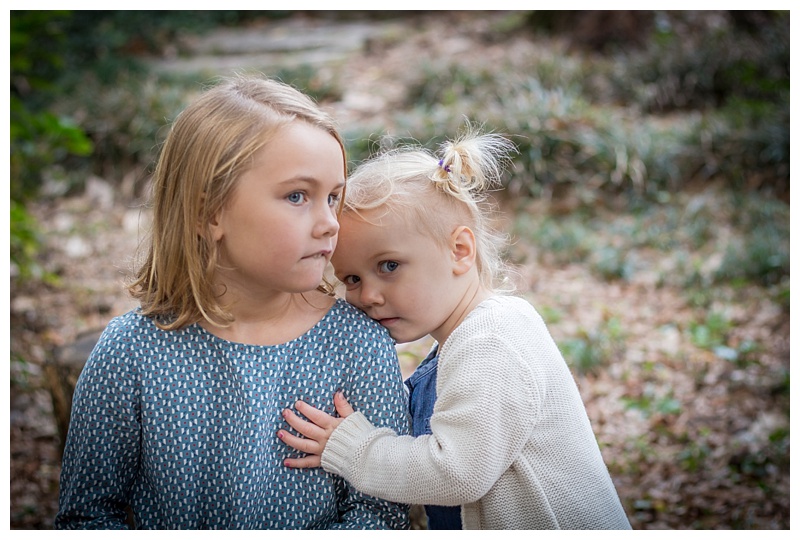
405;347;463;530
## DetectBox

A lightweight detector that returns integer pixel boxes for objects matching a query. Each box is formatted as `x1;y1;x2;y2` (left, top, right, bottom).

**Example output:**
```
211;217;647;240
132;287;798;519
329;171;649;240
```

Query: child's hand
278;391;355;468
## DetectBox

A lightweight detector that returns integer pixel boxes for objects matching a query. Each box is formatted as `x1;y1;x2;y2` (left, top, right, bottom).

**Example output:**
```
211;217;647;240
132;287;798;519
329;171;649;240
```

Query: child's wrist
320;411;374;475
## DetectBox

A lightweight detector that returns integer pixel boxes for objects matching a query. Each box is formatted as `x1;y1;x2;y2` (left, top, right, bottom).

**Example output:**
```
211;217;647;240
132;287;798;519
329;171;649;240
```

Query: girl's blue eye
287;192;305;204
342;275;360;287
328;193;342;207
378;261;399;273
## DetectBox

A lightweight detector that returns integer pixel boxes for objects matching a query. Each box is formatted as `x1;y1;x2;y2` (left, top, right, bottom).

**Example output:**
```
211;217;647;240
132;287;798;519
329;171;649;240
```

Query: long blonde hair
129;75;346;330
344;126;517;292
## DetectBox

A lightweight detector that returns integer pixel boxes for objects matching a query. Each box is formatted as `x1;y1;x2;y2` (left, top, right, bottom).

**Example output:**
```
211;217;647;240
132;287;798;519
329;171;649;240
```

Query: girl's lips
303;249;332;260
377;317;400;327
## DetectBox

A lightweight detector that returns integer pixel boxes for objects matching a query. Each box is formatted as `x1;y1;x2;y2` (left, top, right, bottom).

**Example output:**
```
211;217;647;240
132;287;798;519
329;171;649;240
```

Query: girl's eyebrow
278;176;345;190
371;251;397;259
334;251;397;273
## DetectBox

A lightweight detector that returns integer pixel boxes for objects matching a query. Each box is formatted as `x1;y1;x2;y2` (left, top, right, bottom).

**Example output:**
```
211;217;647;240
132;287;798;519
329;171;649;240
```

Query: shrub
714;195;789;286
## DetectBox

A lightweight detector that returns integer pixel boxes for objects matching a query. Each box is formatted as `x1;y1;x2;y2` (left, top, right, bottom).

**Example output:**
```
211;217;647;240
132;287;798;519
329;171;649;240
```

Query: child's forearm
321;411;502;506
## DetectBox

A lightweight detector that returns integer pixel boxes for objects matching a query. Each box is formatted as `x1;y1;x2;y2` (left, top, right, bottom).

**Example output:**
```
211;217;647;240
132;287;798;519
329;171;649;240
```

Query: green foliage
717;233;788;288
9;10;790;295
11;12;93;284
608;11;789;194
11;11;289;199
10;355;34;390
9;11;278;285
516;211;636;283
41;11;277;85
608;12;788;113
9;200;57;284
406;62;500;107
270;64;343;104
366;11;789;203
590;246;635;282
11;12;94;200
519;213;595;265
515;185;788;291
688;311;731;350
560;316;625;374
713;339;761;369
10;95;93;201
536;304;563;325
52;72;194;188
715;194;789;286
689;99;789;194
368;63;708;199
677;439;712;473
10;11;71;99
728;426;789;487
626;200;711;252
9;200;38;279
621;386;682;419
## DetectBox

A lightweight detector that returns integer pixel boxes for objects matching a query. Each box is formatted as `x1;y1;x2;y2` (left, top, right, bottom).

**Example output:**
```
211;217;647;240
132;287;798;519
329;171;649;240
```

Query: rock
43;329;104;454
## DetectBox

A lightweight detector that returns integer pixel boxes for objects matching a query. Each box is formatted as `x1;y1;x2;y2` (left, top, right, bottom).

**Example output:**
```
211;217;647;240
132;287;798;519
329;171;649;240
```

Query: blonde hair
129;74;346;330
344;126;517;292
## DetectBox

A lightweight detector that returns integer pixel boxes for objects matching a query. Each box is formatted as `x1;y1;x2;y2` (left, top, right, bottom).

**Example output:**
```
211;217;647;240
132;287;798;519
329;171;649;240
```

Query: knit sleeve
321;321;537;506
54;318;141;529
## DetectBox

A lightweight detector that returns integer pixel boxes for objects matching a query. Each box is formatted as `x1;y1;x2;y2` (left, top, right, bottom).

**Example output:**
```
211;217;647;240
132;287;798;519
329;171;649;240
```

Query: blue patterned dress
55;299;410;529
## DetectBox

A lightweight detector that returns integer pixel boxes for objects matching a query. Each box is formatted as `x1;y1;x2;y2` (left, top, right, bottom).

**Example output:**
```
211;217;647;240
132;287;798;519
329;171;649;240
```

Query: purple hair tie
438;159;451;173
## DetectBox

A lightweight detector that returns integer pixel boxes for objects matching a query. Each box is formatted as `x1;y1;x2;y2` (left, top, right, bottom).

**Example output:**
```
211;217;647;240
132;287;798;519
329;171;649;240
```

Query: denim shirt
404;346;463;530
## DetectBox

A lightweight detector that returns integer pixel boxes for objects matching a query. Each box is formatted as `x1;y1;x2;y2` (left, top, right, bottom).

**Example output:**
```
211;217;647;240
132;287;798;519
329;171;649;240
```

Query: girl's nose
358;282;384;307
314;205;340;238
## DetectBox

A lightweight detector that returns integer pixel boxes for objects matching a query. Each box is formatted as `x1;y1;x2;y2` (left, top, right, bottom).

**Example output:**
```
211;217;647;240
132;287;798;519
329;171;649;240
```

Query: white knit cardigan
322;295;631;529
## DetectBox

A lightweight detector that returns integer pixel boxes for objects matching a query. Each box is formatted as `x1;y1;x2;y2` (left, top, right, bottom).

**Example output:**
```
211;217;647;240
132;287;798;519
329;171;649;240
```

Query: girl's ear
200;196;225;242
450;226;477;276
208;211;223;242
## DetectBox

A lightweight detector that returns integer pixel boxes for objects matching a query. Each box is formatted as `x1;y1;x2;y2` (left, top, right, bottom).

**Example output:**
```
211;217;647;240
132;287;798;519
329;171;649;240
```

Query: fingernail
277;431;284;439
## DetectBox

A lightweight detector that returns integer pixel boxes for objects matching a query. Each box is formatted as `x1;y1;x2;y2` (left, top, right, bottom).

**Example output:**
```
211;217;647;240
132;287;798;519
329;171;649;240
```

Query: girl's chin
384;326;426;345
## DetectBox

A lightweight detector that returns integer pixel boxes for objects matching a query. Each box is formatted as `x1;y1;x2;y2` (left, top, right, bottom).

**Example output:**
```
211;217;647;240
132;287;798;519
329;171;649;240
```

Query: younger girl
55;75;409;529
278;129;631;529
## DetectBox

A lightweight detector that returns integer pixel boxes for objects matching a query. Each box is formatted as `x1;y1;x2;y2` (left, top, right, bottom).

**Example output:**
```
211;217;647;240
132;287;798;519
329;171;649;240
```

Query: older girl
55;75;409;530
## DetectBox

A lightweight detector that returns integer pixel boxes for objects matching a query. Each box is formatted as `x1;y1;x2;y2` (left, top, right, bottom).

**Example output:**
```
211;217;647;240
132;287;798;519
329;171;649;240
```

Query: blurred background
9;10;789;529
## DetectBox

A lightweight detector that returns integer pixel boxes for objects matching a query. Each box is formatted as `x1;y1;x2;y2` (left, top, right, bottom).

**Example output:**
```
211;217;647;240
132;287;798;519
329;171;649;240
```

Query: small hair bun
431;127;517;201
